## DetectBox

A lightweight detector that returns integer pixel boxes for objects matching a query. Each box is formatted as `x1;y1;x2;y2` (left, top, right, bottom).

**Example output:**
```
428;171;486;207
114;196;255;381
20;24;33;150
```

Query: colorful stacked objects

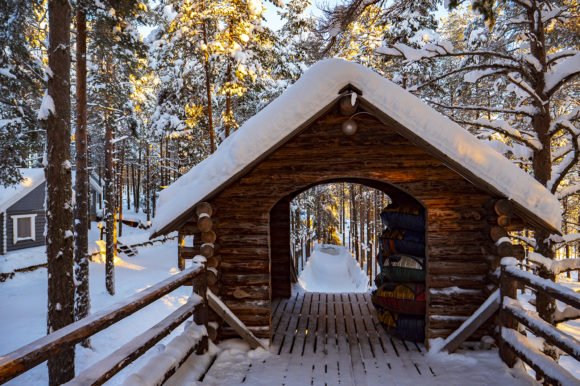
372;201;426;342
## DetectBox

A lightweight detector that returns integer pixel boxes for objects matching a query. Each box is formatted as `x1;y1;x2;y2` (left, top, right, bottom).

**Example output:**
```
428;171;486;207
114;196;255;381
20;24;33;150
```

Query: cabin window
11;214;36;244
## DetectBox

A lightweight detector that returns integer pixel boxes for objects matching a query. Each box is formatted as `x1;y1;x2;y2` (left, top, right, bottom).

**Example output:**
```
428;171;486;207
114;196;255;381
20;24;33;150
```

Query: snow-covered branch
506;74;546;108
556;183;580;199
411;64;521;91
544;52;580;97
426;99;536;117
450;117;542;151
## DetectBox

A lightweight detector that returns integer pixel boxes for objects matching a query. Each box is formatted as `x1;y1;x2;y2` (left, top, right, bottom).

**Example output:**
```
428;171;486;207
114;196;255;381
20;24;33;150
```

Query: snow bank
0;246;46;274
298;244;368;293
151;59;560;237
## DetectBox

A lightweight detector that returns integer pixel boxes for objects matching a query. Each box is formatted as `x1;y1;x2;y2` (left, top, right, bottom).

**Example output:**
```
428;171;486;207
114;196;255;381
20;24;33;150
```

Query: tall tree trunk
131;164;138;213
351;185;359;263
104;96;116;296
136;142;141;213
201;2;215;152
146;143;150;221
527;3;558;358
73;5;90;345
306;205;311;259
46;0;75;382
126;165;130;211
225;60;232;138
341;183;345;244
87;134;91;230
118;142;125;237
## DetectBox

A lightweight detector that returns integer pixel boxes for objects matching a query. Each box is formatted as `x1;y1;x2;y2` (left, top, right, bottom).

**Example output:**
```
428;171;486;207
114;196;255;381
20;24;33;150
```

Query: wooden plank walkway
201;292;442;385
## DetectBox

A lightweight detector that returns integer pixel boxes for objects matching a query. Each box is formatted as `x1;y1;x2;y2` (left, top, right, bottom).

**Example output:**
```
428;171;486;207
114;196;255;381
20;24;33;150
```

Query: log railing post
177;231;185;271
499;263;518;367
193;260;208;354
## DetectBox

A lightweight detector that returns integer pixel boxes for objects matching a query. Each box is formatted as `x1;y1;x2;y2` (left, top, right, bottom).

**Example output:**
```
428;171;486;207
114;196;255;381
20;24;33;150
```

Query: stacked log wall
200;111;497;341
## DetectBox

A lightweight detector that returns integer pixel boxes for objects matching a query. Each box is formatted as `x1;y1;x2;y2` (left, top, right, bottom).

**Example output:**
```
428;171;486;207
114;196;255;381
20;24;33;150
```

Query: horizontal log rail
499;264;580;386
504;266;580;309
501;329;578;386
503;298;580;361
0;265;204;384
65;297;203;386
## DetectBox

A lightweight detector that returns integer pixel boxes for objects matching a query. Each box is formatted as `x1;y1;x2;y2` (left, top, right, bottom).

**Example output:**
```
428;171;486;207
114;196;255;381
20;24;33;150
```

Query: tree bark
45;0;75;383
136;142;141;213
73;4;90;346
118;142;125;237
146;143;150;221
104;84;116;295
201;1;215;153
527;3;558;359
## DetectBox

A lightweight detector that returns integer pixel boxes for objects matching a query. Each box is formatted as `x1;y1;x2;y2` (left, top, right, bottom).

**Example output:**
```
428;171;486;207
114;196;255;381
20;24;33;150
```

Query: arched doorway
269;177;425;299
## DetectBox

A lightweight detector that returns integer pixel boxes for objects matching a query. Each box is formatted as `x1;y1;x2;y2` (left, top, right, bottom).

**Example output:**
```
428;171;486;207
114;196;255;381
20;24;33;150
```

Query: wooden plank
341;293;367;386
0;266;203;384
291;292;312;355
351;293;387;384
288;293;316;385
271;295;294;342
310;293;327;384
439;289;499;354
357;293;384;356
207;290;264;349
303;292;320;356
332;294;355;385
322;293;341;386
278;293;305;354
349;293;373;360
65;300;201;386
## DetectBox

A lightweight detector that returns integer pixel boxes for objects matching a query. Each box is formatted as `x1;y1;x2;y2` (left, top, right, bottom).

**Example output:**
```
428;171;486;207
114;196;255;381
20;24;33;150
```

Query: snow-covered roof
71;171;104;195
0;168;46;213
151;59;562;237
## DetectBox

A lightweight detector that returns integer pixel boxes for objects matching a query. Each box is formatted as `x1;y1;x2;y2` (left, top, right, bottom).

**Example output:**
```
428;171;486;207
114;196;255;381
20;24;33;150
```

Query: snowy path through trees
199;292;536;386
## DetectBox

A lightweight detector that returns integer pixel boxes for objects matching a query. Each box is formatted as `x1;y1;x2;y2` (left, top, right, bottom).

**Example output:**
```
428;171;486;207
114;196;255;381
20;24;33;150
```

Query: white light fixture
342;119;358;136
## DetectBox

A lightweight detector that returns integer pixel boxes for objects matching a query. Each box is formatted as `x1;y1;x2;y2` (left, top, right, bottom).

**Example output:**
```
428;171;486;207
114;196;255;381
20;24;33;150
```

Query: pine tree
43;0;75;382
376;0;579;348
74;0;91;334
0;0;45;186
87;0;149;294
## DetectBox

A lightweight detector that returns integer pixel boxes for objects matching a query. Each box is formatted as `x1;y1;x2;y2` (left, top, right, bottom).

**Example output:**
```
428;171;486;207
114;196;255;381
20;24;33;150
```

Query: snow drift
298;244;368;293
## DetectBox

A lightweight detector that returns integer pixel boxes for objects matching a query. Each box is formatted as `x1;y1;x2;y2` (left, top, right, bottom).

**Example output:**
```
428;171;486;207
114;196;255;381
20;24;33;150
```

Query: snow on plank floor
200;292;537;386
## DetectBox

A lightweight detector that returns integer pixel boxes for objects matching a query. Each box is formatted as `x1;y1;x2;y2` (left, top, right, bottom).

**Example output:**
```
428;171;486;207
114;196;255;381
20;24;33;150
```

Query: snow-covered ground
298;244;368;293
2;230;578;384
0;223;191;385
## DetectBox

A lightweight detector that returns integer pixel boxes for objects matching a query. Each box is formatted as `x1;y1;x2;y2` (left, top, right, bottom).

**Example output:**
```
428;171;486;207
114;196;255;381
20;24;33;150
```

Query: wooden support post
499;263;518;367
193;262;208;354
207;290;264;349
177;232;185;271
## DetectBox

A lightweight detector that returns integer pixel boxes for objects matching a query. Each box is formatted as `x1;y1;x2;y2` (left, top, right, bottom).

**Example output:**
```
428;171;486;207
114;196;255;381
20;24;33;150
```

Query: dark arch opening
269;177;428;345
269;177;426;299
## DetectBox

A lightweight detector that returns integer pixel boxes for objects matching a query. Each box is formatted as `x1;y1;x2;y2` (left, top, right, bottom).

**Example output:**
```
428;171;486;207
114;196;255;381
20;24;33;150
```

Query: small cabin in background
0;168;103;255
150;60;561;346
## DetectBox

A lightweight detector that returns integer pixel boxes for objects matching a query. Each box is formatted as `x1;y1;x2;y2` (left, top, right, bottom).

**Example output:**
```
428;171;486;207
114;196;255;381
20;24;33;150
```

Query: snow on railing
499;263;580;386
0;264;208;385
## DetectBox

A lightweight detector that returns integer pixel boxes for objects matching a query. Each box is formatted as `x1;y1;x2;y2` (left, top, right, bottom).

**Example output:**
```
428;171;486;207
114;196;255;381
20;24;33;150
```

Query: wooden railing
499;263;580;385
0;263;209;385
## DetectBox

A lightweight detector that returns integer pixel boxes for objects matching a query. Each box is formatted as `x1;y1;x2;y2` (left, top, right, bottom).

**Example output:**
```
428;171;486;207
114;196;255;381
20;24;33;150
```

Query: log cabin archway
151;59;560;346
269;177;425;299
